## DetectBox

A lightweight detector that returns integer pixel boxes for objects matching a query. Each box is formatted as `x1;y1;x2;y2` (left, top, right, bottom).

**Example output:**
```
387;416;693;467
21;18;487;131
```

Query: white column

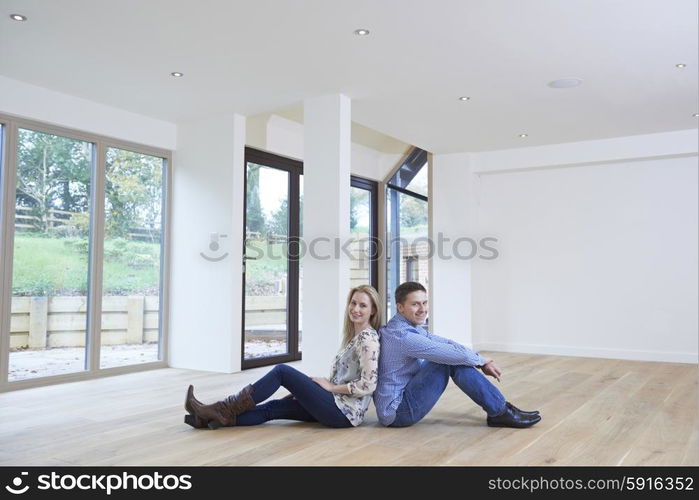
169;113;245;373
430;152;477;346
302;94;352;374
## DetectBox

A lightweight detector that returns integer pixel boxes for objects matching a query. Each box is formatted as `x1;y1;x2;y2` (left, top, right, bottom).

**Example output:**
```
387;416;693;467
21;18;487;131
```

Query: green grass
11;233;161;296
245;241;287;283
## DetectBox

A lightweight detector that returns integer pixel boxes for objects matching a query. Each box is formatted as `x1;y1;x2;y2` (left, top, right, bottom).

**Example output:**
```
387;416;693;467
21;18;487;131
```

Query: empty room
0;0;697;469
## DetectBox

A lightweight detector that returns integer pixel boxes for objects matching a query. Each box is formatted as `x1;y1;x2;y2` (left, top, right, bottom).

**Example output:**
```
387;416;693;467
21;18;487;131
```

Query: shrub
126;253;156;268
62;237;89;254
16;278;55;297
104;239;127;261
50;224;81;238
126;241;157;256
70;212;91;237
112;238;129;250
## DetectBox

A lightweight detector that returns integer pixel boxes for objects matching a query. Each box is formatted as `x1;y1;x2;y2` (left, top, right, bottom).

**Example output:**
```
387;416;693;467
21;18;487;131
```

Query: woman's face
348;291;374;327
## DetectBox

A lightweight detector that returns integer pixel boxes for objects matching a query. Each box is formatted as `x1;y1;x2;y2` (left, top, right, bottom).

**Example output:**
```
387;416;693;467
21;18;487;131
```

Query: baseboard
473;342;698;364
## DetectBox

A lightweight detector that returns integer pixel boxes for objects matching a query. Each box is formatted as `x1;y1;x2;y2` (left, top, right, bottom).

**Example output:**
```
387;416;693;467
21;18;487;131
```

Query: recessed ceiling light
354;29;370;36
676;63;687;68
693;113;699;118
170;72;184;77
10;14;27;21
519;134;528;138
458;96;471;101
548;77;583;88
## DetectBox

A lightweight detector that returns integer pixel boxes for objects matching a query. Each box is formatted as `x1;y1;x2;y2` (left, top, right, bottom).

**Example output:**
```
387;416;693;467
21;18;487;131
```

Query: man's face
396;290;428;325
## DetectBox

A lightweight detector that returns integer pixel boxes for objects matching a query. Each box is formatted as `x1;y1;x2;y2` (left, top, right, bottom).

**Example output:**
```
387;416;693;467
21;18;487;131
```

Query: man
374;281;541;428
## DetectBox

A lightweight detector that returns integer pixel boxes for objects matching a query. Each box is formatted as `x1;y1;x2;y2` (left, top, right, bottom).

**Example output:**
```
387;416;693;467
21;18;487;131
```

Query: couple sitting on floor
184;281;541;430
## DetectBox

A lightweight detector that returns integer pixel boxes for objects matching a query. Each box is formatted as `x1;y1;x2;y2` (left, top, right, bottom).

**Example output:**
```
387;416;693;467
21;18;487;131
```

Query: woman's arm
311;376;351;394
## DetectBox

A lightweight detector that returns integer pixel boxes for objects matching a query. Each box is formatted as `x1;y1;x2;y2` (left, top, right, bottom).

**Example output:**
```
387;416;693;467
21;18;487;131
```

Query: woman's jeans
236;364;352;428
389;361;507;427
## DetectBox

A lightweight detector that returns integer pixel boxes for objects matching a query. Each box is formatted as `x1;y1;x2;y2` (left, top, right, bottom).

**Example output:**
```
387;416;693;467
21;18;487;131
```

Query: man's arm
399;328;487;366
427;331;502;380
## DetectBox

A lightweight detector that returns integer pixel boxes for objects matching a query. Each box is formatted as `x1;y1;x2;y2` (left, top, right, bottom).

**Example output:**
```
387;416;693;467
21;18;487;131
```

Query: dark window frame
242;148;303;370
241;151;381;370
350;175;379;291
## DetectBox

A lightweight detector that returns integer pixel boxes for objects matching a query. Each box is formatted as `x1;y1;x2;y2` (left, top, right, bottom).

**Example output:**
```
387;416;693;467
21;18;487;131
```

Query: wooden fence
8;236;397;349
10;296;161;349
9;294;303;349
15;207;73;230
15;206;160;242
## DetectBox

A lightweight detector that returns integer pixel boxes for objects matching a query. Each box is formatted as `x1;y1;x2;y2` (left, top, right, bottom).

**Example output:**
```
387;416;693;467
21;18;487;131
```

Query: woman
185;285;382;429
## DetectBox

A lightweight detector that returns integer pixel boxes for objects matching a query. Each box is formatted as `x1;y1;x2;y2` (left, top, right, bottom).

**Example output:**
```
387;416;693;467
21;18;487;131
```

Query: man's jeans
389;361;507;427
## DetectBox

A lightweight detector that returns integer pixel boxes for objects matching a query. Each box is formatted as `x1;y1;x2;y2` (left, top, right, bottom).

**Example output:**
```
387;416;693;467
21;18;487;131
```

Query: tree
246;164;266;235
15;131;164;240
104;148;162;239
16;129;91;232
268;199;288;236
350;188;362;231
399;194;427;229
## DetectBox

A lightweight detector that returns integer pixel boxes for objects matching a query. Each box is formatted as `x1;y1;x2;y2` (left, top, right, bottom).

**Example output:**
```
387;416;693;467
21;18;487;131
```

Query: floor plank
0;353;695;466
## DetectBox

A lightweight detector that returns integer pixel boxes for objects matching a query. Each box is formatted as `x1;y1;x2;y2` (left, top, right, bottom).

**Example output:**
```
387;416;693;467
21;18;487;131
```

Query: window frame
241;147;303;370
350;175;380;291
240;152;382;370
0;113;172;392
384;147;430;319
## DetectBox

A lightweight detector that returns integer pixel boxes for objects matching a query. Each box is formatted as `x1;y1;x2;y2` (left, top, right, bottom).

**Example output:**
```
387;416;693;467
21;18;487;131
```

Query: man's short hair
395;281;427;305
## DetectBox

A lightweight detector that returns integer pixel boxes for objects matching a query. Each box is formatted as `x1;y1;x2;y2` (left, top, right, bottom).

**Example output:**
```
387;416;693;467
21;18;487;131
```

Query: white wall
430;152;477;347
246;113;399;181
470;130;698;363
0;75;176;150
169;114;245;372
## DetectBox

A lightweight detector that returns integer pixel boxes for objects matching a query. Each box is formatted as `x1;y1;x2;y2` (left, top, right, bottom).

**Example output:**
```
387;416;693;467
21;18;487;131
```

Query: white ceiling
1;0;697;153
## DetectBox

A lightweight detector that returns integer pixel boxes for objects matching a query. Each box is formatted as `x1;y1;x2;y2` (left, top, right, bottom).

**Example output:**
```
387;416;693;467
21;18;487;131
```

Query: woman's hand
311;376;334;392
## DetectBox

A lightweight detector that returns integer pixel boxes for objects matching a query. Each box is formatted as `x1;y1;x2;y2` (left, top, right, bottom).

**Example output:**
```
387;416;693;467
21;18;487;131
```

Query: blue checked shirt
373;312;487;425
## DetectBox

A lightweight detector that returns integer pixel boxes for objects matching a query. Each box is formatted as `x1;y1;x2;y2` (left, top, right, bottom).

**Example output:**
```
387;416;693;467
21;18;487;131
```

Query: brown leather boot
185;384;256;429
184;385;208;428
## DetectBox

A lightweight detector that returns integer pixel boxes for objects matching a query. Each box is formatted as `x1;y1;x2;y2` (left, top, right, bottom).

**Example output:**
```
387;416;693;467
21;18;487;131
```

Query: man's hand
479;358;502;382
311;376;334;392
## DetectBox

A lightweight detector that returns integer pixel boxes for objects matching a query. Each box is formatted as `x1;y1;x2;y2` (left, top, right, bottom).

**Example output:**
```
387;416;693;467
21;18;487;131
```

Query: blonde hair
341;285;382;348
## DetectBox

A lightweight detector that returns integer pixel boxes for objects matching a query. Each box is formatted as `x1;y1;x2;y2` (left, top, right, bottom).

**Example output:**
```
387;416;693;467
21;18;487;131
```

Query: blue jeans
235;364;352;428
389;361;507;427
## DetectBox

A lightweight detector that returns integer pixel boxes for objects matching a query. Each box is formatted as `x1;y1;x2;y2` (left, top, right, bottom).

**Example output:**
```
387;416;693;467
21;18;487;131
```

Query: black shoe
506;401;540;416
487;404;541;428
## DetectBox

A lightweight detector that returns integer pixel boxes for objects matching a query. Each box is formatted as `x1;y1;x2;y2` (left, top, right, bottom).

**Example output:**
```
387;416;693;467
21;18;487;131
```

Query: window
9;128;94;381
242;148;302;368
350;176;379;290
241;152;380;369
100;147;166;368
0;115;170;389
386;148;429;318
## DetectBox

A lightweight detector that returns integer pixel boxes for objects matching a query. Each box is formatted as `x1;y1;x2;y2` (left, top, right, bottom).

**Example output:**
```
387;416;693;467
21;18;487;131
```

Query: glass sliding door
9;128;93;381
0;116;171;389
242;148;302;368
100;147;166;368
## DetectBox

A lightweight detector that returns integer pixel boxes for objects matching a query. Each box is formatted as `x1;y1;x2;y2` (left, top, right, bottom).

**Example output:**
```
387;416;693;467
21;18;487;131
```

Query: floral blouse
328;327;380;426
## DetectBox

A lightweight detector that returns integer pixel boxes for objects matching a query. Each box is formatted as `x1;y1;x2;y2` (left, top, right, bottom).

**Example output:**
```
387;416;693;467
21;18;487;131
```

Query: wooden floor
0;352;697;466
